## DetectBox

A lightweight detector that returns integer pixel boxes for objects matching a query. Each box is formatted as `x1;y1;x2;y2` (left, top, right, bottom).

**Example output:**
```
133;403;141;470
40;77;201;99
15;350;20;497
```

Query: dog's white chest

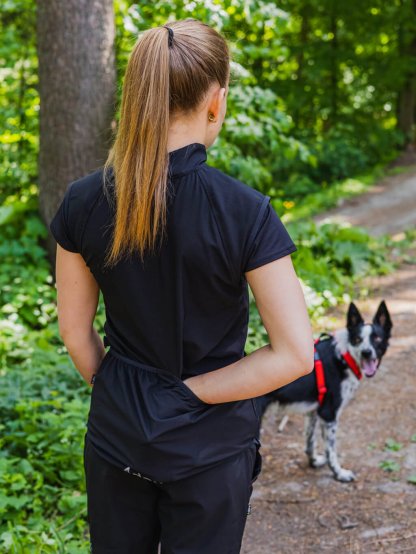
339;373;360;412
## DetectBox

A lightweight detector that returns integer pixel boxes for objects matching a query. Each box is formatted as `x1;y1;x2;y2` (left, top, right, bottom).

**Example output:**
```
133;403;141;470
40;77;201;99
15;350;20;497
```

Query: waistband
106;344;182;380
103;335;248;379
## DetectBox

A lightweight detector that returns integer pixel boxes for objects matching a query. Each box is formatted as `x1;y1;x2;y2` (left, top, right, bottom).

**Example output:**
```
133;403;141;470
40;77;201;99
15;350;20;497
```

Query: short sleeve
243;196;297;273
49;182;80;253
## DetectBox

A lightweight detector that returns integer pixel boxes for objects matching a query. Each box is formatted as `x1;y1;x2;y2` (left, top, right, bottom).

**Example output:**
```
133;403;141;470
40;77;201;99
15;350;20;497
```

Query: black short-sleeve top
49;142;296;380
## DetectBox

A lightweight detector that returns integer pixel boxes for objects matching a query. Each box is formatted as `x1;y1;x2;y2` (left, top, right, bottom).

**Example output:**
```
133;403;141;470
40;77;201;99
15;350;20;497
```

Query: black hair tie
164;26;174;48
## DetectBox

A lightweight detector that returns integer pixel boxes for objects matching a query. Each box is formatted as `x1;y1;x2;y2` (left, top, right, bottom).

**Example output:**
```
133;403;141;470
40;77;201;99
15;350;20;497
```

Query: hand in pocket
180;377;208;405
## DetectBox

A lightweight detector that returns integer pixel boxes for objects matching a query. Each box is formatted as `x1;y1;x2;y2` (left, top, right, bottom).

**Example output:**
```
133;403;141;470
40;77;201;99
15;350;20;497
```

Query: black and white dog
256;301;393;482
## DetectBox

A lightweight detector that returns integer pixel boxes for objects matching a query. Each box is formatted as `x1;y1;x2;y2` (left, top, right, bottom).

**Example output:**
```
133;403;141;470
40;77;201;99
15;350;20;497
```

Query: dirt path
241;166;416;553
314;163;416;236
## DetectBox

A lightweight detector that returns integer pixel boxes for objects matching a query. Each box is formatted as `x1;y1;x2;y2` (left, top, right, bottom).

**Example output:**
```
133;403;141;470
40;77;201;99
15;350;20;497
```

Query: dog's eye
374;336;382;343
352;337;362;345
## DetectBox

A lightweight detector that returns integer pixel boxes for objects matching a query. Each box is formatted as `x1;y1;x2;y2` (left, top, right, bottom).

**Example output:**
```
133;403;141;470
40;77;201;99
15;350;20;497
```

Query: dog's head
346;300;393;378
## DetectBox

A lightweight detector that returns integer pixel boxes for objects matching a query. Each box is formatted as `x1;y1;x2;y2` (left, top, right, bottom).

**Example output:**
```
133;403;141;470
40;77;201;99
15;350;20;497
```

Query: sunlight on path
315;165;416;236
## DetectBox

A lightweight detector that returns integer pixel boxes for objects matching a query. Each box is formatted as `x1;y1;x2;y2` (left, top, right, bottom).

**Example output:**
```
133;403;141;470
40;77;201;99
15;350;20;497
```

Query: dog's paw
335;469;356;482
309;455;327;468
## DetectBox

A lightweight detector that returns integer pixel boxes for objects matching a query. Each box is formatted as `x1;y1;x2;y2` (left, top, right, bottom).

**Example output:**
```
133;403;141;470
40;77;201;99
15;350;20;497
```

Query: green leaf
379;460;401;472
384;438;403;452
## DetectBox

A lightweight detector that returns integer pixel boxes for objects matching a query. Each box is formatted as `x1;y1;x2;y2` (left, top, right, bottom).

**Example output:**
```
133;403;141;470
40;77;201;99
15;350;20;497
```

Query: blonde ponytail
103;19;230;267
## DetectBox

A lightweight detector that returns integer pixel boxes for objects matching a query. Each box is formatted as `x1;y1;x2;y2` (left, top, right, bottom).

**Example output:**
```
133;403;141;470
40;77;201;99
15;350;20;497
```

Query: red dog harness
314;339;327;406
314;336;362;406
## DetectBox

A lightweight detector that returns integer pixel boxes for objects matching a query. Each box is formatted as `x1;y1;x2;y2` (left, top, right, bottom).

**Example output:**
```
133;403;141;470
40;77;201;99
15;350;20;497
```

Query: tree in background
36;0;116;262
397;0;416;146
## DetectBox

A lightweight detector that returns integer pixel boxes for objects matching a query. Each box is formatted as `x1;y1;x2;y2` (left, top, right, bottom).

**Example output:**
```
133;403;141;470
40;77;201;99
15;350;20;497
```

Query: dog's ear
347;302;364;329
373;300;393;335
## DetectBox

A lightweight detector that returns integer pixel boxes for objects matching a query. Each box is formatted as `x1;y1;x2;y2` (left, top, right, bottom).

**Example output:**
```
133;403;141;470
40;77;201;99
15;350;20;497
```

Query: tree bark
36;0;116;263
328;2;338;130
293;2;310;129
397;0;416;145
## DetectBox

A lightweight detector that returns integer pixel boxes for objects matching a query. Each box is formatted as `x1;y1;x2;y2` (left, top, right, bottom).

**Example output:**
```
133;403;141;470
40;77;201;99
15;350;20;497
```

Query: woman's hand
182;377;208;402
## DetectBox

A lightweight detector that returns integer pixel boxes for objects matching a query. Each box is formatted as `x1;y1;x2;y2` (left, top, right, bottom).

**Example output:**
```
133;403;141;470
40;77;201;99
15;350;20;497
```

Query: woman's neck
167;111;212;153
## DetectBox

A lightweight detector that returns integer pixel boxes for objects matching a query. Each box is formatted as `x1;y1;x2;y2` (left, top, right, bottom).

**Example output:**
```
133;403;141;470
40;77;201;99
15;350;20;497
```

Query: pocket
174;378;209;407
92;351;111;385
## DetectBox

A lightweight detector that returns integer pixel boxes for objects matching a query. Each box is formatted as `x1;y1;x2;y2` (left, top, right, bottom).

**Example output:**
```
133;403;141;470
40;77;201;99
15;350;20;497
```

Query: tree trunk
398;79;416;142
36;0;116;263
293;2;310;129
397;0;416;145
328;2;338;130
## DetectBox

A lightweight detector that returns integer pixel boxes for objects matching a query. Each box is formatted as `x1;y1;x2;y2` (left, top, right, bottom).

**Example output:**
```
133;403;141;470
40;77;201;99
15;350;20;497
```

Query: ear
373;300;393;334
207;84;226;120
347;302;364;329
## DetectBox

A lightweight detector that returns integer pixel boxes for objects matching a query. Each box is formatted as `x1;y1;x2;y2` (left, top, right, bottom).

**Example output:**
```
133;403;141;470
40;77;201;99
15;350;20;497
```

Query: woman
49;18;313;554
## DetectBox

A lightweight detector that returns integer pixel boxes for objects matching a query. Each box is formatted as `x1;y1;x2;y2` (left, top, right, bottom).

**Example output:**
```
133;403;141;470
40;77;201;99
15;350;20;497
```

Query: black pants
83;434;261;554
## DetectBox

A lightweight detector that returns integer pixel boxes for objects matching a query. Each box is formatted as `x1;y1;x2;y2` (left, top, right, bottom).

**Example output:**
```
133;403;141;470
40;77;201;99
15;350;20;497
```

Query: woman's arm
54;244;106;387
184;254;314;403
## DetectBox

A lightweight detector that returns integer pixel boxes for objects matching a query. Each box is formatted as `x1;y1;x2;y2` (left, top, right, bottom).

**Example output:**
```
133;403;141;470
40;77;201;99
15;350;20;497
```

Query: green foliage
309;127;370;183
0;189;106;550
2;0;416;549
379;460;401;472
0;0;38;202
211;85;313;194
0;324;91;551
112;0;405;198
0;189;57;330
384;438;404;452
0;194;97;548
290;221;393;312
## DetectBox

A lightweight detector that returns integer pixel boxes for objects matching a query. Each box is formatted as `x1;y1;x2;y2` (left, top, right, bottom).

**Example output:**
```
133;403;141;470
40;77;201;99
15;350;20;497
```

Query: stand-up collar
168;143;207;177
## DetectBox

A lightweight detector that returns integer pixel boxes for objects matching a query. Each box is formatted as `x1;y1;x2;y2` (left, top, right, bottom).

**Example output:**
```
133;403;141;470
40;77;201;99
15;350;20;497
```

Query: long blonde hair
102;19;230;267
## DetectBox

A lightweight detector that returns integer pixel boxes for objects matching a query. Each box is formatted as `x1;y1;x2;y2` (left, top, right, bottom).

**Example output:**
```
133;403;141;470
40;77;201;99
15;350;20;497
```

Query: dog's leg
304;412;326;468
278;414;289;433
322;420;356;482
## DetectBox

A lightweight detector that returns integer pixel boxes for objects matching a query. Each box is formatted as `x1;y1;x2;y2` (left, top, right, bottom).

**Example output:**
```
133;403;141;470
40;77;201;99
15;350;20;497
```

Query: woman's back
51;141;296;379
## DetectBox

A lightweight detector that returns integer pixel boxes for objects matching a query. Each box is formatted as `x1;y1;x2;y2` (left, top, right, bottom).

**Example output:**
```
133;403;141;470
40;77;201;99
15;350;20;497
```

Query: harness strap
313;334;362;406
341;351;362;380
314;339;327;406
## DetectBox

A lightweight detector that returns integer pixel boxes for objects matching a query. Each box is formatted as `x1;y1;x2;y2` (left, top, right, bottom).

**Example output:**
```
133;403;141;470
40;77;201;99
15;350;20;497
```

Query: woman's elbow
58;321;91;347
300;358;315;376
293;344;315;377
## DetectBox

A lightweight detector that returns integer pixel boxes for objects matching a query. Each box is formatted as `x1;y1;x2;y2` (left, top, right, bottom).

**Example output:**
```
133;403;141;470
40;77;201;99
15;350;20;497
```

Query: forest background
1;0;416;551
